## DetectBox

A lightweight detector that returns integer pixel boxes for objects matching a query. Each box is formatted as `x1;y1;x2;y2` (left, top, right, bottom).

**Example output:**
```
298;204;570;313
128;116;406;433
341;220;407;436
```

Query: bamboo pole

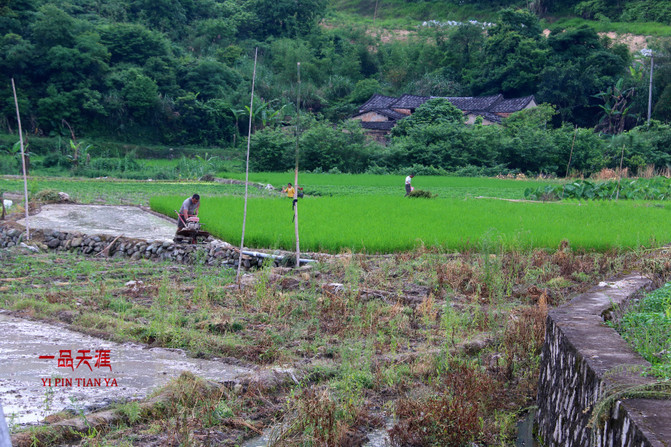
561;126;578;200
293;62;301;268
616;144;625;201
11;78;29;240
236;48;258;283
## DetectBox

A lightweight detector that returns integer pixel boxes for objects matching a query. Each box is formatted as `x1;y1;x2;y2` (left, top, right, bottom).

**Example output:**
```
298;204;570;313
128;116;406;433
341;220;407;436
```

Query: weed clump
407;189;436;198
390;361;499;446
32;189;64;202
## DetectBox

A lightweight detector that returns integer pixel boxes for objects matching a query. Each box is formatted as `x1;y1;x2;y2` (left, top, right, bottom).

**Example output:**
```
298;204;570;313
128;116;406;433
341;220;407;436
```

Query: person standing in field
405;174;415;196
282;182;295;198
178;193;200;229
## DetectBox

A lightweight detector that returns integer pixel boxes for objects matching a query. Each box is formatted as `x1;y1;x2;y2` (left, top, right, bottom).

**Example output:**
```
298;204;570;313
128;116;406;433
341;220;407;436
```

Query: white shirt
405;175;412;185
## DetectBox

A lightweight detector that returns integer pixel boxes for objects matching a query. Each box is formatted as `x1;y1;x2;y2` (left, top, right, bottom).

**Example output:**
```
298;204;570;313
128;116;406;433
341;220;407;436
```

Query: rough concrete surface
0;312;251;426
536;273;671;447
17;204;177;242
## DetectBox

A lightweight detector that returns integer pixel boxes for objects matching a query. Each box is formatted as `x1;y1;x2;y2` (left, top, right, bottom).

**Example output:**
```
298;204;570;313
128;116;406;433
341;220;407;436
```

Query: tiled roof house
352;93;536;141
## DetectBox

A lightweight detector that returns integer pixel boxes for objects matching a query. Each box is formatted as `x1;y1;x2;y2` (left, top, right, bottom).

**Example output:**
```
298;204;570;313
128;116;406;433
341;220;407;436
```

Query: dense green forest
2;0;671;176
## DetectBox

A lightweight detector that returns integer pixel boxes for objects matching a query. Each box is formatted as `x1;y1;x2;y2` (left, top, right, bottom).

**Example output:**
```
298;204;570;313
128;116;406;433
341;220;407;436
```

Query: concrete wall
536;274;671;446
0;225;279;270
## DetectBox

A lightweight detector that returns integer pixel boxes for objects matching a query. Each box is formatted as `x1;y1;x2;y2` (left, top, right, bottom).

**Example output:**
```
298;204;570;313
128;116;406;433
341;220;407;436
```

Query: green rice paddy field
152;174;671;253
220;172;554;199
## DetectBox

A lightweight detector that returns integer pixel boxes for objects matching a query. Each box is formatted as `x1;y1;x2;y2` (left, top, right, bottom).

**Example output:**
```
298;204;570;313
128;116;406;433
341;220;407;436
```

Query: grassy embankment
614;282;671;380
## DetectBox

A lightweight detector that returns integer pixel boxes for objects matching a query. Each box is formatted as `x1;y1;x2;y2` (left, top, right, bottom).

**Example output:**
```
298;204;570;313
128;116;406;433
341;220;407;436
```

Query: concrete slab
0;312;250;426
17;204;176;242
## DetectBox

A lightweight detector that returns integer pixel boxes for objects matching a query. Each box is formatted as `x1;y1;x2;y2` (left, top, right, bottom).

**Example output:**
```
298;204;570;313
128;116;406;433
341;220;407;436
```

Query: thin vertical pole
11;78;29;240
237;48;258;283
293;62;301;268
616;144;625;201
647;54;654;126
373;0;379;27
561;126;578;200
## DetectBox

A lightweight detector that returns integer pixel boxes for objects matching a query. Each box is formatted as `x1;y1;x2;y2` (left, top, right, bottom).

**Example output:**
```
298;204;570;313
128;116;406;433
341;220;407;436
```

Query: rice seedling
151;195;671;253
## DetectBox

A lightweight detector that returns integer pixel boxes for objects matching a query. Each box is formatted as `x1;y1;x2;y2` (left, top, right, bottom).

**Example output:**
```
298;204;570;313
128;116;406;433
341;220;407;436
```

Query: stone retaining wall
536;274;671;446
0;225;278;270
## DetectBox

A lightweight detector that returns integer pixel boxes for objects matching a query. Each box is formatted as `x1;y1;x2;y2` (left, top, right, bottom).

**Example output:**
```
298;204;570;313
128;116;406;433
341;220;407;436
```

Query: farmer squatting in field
178;194;200;229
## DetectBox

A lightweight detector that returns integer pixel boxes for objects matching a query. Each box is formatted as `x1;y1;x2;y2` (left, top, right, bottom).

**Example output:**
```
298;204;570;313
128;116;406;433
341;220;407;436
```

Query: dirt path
0;312;251;426
17;204;177;242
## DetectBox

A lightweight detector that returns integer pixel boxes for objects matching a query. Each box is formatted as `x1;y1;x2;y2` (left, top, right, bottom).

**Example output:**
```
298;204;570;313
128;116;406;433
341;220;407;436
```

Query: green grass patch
218;172;558;199
0;177;252;206
546;17;671;36
152;194;671;253
614;282;671;380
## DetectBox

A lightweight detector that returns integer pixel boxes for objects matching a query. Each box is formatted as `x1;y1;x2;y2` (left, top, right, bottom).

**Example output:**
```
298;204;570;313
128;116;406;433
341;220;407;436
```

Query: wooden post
616;144;625;201
11;78;29;240
561;126;578;200
236;48;258;283
294;62;301;268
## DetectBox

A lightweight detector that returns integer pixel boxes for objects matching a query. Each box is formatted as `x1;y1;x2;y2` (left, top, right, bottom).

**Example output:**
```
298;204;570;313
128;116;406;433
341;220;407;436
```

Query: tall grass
151;195;671;253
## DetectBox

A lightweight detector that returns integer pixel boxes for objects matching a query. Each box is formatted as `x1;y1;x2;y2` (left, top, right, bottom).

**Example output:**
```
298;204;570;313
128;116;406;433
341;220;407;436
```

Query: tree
470;31;548;96
536;26;629;126
249;127;294;171
300;119;372;172
439;23;484;79
100;23;170;64
120;69;159;120
180;59;241;100
250;0;327;38
30;5;78;48
391;98;464;137
594;78;635;134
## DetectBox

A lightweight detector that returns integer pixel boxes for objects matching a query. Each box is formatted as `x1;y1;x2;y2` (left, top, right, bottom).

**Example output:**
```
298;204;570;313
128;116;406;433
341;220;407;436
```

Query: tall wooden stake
236;48;258;283
561;126;578;200
616;144;625;201
293;62;301;268
11;78;29;240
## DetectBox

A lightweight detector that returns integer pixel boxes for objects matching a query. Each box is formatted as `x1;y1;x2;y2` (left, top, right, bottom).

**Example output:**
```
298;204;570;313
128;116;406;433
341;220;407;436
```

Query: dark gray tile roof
356;93;535;134
361;121;397;130
489;95;535;113
359;94;398;113
469;111;502;124
439;94;503;111
376;109;407;120
392;94;430;109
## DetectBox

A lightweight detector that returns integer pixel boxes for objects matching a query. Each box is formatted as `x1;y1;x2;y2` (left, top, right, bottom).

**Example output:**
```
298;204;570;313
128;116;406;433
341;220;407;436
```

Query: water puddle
516;411;538;447
0;312;251;426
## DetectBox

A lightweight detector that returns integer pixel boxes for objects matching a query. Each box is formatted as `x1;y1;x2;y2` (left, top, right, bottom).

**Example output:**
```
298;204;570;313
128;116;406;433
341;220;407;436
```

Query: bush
41;153;69;169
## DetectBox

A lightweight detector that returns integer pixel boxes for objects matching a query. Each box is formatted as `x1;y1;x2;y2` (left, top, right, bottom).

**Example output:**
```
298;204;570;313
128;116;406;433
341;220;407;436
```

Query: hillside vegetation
2;0;671;177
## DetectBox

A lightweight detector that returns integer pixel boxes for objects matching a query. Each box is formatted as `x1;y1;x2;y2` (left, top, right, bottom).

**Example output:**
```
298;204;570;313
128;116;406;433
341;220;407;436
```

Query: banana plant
66;140;93;169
